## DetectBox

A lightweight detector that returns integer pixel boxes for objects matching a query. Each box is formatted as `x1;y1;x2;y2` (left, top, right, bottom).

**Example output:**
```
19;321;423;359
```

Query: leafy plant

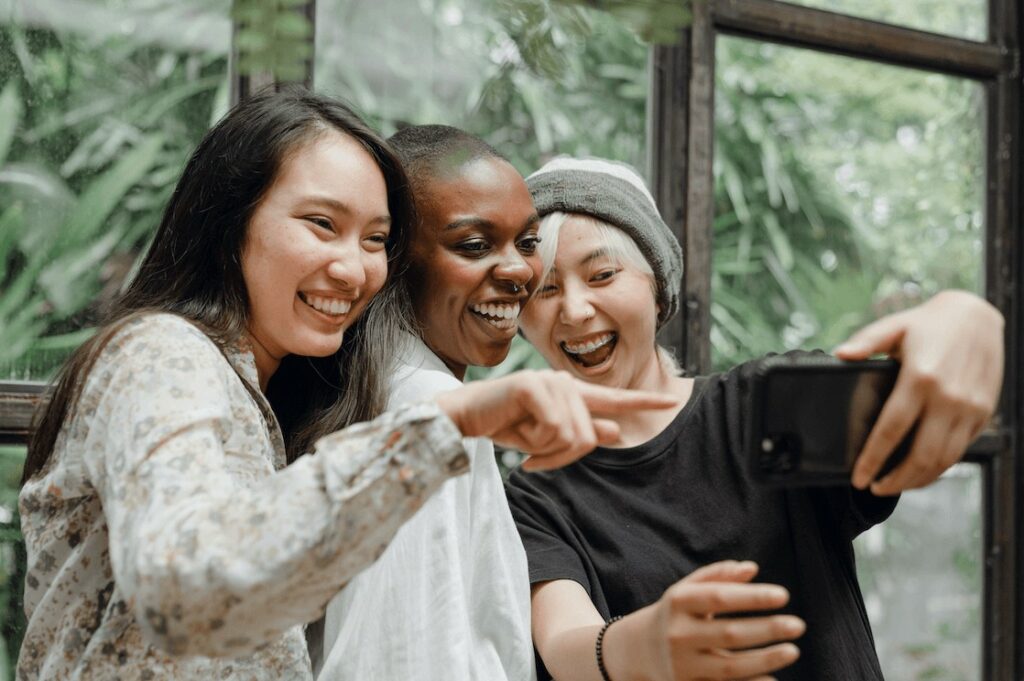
0;19;229;380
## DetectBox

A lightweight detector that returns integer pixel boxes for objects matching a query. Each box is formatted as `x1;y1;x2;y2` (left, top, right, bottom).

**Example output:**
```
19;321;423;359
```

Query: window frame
648;1;1022;677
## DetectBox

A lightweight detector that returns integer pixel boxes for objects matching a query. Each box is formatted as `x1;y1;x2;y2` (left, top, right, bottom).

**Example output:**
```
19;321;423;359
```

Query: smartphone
748;354;913;486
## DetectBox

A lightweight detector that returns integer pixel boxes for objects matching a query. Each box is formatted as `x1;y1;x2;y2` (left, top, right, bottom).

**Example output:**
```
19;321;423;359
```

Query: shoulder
103;312;218;356
82;313;235;415
94;313;228;378
388;358;462;407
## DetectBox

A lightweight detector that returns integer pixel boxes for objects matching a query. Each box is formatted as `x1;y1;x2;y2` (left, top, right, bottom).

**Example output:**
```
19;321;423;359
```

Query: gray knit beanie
526;157;684;328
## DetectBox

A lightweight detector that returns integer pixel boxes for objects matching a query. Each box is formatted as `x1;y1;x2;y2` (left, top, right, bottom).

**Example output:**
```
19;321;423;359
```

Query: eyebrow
302;195;391;225
545;248;612;277
444;212;541;232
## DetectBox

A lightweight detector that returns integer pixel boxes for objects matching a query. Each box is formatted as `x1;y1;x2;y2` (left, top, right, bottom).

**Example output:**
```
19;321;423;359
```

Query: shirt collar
224;335;263;393
395;331;458;381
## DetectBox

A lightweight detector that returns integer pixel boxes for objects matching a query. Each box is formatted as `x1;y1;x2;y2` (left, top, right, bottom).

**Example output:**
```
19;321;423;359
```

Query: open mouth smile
298;292;353;318
560;332;618;368
469;301;520;330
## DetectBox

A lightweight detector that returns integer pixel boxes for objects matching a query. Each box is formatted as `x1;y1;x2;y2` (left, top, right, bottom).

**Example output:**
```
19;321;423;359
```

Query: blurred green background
0;0;988;678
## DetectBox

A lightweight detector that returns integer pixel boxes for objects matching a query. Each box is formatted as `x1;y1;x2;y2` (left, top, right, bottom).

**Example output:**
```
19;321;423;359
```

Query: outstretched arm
835;289;1004;495
533;562;803;681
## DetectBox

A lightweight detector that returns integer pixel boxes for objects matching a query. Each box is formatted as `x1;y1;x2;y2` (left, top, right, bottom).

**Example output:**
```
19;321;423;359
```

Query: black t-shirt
505;357;898;681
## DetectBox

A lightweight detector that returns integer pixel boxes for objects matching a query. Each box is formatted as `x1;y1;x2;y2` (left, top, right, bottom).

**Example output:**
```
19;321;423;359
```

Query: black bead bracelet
595;615;624;681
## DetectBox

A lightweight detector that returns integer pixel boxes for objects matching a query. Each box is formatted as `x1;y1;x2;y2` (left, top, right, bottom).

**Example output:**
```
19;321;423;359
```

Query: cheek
365;252;389;296
519;305;555;347
431;255;485;300
525;254;544;288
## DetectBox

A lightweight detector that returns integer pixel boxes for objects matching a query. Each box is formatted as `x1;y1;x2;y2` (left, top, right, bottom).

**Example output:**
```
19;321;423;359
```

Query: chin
476;346;514;368
296;333;346;358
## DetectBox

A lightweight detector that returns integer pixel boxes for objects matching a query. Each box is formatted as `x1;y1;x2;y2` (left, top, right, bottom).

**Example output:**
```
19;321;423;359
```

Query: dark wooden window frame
649;0;1022;678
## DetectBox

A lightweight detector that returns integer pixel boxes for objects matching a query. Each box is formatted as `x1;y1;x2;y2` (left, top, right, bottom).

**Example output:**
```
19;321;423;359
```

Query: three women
16;92;670;680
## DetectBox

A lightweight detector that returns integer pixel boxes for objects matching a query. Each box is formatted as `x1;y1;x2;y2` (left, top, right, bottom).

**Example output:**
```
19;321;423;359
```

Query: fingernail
766;586;788;600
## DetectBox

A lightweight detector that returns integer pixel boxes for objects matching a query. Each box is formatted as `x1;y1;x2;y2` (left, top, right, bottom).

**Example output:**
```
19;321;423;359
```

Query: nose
559;282;595;326
492;249;534;292
325;242;368;290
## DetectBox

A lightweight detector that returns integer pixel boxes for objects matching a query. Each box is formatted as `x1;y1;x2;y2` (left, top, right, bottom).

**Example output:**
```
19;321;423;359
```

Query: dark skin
408;156;543;379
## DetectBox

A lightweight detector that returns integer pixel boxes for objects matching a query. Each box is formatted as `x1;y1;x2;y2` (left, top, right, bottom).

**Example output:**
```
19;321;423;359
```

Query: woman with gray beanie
505;156;1003;681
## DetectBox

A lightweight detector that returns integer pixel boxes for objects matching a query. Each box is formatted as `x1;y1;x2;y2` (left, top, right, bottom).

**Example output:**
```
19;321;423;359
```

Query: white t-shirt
318;334;535;681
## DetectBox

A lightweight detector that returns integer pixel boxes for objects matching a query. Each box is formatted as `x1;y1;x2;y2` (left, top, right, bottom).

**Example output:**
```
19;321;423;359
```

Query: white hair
535;211;682;376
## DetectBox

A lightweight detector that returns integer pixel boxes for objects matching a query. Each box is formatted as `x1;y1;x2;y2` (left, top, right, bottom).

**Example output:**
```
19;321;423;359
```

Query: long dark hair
23;86;416;483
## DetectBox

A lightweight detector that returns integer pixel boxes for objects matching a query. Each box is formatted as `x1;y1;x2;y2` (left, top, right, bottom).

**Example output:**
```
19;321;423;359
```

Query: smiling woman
396;125;543;379
241;131;392;389
506;156;1004;681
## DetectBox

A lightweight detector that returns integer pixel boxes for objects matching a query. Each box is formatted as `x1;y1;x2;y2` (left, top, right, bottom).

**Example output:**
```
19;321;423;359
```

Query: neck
442;358;467;381
246;332;281;392
610;350;692;447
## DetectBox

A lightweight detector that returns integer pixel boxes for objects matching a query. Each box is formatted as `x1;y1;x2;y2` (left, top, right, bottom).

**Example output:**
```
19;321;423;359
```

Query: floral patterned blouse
17;313;469;680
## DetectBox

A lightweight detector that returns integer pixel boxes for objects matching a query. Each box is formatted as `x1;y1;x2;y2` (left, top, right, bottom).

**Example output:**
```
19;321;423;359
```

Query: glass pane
854;464;982;680
785;0;987;42
711;37;984;371
0;444;25;678
0;0;231;380
315;0;648;178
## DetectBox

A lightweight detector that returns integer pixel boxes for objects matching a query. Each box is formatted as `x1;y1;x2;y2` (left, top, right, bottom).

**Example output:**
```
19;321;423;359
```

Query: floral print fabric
18;313;468;680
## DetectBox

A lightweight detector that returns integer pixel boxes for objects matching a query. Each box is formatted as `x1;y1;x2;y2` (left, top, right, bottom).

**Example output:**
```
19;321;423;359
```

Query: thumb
593;419;622;445
683;560;759;584
834;313;907;359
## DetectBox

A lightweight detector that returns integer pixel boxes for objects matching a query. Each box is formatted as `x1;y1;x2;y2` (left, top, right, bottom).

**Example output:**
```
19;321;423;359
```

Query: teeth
562;333;614;355
470;302;520;321
303;294;352;316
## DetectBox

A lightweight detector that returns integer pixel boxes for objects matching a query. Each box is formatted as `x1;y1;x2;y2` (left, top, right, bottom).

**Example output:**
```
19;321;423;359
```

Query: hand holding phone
749;354;912;487
835;290;1002;495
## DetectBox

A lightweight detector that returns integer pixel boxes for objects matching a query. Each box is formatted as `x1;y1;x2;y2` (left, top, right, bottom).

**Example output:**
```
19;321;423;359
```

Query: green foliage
549;0;692;44
232;0;313;81
0;19;228;380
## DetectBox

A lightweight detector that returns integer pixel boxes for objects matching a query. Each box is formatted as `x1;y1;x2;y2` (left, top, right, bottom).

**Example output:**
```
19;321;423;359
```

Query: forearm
539;609;653;681
112;403;468;657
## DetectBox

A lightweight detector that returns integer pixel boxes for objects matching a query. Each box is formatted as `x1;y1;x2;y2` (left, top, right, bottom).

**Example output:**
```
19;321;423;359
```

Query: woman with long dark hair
17;91;671;680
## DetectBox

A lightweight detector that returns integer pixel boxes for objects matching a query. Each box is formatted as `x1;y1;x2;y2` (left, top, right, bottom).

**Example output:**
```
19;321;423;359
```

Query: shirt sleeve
79;316;469;658
505;469;592;595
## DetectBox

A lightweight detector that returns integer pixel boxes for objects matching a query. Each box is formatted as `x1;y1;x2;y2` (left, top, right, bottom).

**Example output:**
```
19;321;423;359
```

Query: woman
319;125;542;680
17;94;671;681
506;156;1003;681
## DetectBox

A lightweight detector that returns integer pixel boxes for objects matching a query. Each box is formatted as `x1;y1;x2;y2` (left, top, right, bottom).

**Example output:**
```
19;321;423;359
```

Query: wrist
433;390;466;435
600;610;652;681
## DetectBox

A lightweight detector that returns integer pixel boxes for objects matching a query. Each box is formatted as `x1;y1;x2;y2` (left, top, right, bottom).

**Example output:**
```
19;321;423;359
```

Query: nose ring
510;283;522;294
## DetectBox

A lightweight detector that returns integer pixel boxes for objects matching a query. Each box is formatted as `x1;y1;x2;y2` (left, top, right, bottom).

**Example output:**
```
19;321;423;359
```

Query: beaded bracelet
595;615;624;681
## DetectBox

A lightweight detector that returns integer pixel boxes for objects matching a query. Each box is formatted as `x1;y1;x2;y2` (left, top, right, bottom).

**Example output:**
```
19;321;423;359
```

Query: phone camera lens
761;433;799;473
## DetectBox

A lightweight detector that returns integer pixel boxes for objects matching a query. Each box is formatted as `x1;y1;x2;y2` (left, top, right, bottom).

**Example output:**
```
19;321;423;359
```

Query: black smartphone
749;354;913;486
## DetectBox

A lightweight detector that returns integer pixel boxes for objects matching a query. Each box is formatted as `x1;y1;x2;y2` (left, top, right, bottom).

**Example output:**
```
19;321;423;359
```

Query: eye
591;268;619;283
534;281;559;297
516;235;542;255
305;216;333;232
456;239;490;256
365;233;389;250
